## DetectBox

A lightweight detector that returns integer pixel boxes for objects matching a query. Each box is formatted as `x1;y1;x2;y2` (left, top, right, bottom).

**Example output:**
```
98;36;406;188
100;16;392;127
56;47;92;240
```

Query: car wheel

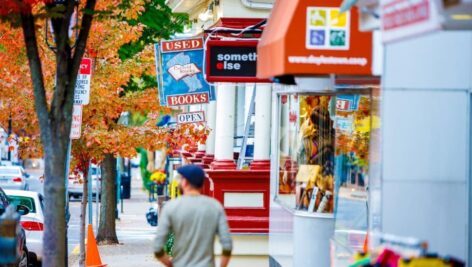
18;249;28;267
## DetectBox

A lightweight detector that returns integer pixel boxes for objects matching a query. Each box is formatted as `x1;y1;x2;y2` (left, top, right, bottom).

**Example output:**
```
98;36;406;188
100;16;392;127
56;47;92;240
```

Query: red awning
257;0;373;79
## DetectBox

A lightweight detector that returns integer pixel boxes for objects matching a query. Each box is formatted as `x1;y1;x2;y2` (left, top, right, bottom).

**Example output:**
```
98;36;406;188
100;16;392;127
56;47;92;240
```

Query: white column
212;84;236;169
205;101;217;156
250;84;272;170
253;84;272;160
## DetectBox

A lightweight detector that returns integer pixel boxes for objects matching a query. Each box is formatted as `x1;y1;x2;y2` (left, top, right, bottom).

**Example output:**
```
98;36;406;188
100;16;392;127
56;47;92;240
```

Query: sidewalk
69;168;163;267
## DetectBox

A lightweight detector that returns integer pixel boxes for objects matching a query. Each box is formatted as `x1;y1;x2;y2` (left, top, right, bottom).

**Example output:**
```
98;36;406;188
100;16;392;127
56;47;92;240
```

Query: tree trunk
19;1;97;266
42;142;68;267
96;154;119;244
79;163;89;267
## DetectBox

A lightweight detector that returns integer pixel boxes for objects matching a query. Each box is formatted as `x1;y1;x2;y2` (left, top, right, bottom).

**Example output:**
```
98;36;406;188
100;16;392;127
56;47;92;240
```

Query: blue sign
154;38;214;106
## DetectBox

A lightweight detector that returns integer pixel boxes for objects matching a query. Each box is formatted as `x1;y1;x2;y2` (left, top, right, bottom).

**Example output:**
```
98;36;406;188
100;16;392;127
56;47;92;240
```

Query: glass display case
270;83;380;266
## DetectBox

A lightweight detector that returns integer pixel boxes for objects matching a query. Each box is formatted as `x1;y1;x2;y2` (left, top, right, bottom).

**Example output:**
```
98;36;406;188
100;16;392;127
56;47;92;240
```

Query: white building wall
219;0;273;18
380;31;472;263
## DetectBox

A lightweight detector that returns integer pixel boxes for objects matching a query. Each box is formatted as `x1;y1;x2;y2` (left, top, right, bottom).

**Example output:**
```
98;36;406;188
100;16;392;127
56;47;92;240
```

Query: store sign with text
205;40;269;83
74;58;92;105
177;111;206;124
70;105;83;139
381;0;441;43
154;38;214;106
257;0;373;78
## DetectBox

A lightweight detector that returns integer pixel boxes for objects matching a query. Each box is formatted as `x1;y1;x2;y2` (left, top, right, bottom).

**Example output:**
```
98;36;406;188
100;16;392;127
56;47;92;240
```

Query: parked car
68;165;101;200
0;166;29;190
5;190;44;266
0;187;30;267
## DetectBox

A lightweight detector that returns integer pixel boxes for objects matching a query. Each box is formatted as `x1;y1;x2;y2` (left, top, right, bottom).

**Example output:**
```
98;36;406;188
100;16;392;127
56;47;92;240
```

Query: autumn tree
1;0;99;265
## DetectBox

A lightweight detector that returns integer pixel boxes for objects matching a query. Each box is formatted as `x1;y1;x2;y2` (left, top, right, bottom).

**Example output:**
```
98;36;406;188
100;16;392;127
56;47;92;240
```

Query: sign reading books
74;58;92;105
205;40;269;83
176;111;206;125
154;38;213;106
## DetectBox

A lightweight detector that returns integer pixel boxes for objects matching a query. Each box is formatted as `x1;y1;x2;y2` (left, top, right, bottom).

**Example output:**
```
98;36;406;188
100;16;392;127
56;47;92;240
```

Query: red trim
250;160;271;170
202;154;215;164
204;170;270;233
210;160;237;170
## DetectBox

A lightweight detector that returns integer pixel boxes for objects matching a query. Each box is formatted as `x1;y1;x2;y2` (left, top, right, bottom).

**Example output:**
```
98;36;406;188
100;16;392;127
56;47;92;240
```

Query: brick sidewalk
69;168;163;267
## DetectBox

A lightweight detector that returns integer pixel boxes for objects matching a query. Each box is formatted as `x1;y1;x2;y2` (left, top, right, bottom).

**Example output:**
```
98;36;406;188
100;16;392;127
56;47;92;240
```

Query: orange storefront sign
257;0;373;79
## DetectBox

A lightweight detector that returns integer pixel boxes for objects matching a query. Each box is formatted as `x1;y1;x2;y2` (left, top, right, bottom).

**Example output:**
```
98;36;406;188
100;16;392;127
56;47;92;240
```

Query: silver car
0;166;29;190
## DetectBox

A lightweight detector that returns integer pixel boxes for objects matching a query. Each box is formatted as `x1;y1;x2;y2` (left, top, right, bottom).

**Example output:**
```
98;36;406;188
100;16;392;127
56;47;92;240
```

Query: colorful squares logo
310;9;327;26
306;7;350;50
310;30;326;46
329;9;347;27
330;30;346;46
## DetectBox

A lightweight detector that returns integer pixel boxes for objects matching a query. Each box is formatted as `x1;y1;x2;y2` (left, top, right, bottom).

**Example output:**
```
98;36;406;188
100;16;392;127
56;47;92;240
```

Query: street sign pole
64;140;71;267
88;161;93;225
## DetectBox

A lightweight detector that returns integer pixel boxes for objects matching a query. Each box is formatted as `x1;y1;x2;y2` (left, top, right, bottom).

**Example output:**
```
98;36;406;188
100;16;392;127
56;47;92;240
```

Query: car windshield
0;168;21;176
7;195;36;213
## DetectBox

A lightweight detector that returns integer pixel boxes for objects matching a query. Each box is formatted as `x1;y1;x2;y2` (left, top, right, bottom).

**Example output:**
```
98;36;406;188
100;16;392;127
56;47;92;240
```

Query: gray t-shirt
154;195;233;267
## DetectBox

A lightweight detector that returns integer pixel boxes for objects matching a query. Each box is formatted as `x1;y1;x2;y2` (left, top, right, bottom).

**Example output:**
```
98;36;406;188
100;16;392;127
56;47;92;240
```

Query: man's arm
154;204;173;267
217;207;233;267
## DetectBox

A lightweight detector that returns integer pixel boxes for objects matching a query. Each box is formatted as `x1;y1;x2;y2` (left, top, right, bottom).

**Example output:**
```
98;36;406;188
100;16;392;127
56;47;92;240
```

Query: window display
276;91;375;218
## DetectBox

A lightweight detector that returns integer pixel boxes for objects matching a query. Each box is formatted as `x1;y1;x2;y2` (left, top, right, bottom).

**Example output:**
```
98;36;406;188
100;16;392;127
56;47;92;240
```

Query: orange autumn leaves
0;0;208;168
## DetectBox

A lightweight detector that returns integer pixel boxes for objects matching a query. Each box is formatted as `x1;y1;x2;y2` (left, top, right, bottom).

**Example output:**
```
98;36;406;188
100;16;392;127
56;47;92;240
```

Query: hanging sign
70;105;83;139
154;38;213;106
381;0;441;43
205;40;269;83
176;111;206;124
74;58;92;105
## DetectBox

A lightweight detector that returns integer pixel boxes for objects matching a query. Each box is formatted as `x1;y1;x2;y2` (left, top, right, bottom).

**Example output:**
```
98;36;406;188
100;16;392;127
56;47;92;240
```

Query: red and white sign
336;99;351;111
177;111;206;124
70;105;83;139
74;58;92;105
161;38;203;53
167;93;209;106
381;0;441;43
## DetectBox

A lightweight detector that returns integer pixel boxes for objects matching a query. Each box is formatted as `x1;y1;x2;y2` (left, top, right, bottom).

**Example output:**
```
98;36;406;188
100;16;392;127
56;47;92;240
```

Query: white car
0;166;30;190
5;189;44;264
68;165;101;200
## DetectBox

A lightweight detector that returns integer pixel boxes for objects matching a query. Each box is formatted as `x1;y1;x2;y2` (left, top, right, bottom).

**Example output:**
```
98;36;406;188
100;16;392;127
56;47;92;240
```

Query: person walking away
154;165;233;267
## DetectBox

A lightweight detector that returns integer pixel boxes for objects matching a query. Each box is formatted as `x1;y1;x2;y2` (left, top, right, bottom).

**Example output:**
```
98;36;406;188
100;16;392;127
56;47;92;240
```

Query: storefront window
276;90;374;219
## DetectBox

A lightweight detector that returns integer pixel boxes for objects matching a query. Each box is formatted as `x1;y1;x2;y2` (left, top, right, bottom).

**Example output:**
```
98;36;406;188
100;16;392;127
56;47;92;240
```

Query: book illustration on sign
166;52;203;92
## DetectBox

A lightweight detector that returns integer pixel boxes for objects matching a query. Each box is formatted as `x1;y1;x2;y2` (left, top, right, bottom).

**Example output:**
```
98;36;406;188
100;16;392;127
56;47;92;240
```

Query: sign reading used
74;58;92;105
154;38;214;106
70;105;83;139
176;111;206;124
206;40;268;83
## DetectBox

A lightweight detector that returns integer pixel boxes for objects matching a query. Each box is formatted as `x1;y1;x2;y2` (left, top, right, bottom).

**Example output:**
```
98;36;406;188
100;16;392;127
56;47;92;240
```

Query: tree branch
50;1;76;124
20;9;51;144
70;0;97;89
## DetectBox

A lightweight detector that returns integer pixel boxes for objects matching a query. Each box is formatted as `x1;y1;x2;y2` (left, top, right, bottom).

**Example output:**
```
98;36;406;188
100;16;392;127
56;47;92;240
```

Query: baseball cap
176;165;206;188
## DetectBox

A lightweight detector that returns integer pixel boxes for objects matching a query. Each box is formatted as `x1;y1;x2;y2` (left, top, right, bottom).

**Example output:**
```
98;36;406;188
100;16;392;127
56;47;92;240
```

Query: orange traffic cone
85;224;107;267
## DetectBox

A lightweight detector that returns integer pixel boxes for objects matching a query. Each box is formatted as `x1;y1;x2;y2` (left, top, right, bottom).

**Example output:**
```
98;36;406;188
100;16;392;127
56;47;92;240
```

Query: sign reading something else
206;40;269;83
70;105;83;139
74;58;92;105
177;111;206;125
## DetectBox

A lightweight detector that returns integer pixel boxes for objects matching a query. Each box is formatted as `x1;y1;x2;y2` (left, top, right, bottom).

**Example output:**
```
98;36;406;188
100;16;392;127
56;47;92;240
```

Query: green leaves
118;0;189;61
